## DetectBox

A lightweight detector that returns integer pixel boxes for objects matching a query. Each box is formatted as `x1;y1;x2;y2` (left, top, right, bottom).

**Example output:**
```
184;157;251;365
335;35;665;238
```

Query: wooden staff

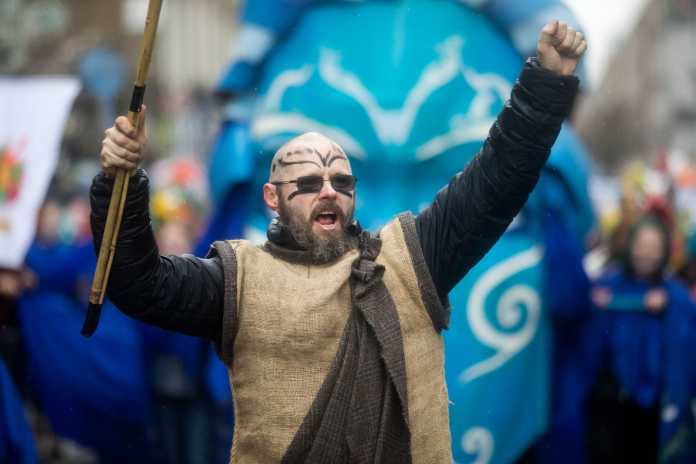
82;0;163;336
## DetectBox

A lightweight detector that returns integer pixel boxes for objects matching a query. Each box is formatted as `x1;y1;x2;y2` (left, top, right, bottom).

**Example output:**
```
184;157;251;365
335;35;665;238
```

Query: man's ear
263;183;279;211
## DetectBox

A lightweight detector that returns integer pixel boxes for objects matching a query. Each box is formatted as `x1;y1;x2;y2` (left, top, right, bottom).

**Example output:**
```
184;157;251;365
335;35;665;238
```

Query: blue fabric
217;62;257;96
538;126;596;241
592;271;696;463
23;241;94;295
532;210;593;464
18;242;152;462
140;325;207;392
207;121;254;204
238;0;308;35
0;359;38;464
140;327;210;464
540;189;591;323
217;0;582;95
196;184;252;255
207;2;592;462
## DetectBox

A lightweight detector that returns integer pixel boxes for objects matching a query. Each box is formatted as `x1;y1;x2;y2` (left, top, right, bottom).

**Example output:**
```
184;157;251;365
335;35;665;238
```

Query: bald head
261;132;356;256
269;132;351;182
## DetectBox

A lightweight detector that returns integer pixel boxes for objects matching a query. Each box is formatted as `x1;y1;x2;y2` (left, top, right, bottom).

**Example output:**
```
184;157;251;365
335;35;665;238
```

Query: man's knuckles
104;127;142;153
559;31;576;51
115;119;137;138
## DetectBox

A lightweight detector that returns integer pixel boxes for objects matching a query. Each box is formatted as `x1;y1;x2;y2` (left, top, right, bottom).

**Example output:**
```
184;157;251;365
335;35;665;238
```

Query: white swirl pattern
460;246;543;384
251;35;510;162
461;427;494;464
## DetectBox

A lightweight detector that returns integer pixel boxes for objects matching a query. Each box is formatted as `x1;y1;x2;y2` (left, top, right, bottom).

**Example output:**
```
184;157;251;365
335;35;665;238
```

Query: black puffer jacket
90;58;578;345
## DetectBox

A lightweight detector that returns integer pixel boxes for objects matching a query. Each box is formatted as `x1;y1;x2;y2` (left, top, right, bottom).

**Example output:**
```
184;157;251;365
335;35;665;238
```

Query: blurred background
1;0;696;463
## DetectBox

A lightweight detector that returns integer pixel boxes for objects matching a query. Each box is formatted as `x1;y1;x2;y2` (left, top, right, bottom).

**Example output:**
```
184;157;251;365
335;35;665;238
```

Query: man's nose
317;178;337;200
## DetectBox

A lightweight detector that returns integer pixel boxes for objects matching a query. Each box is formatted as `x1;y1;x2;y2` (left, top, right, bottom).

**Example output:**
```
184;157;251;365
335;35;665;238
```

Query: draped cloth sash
273;230;412;463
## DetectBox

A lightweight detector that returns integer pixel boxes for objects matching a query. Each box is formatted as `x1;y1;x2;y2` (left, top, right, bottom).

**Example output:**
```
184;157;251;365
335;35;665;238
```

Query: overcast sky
564;0;651;87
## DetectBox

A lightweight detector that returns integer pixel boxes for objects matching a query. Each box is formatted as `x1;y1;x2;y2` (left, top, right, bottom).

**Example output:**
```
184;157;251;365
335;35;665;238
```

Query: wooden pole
82;0;164;336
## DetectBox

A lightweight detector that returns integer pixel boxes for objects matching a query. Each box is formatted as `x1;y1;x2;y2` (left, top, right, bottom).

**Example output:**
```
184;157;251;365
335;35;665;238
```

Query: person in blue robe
18;239;154;463
588;216;696;463
0;358;37;464
202;2;594;462
148;216;214;464
521;206;593;464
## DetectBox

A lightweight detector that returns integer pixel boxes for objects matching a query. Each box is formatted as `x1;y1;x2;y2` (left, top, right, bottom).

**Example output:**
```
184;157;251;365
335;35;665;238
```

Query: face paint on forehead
329;142;348;164
271;144;349;176
274;147;354;202
324;143;349;167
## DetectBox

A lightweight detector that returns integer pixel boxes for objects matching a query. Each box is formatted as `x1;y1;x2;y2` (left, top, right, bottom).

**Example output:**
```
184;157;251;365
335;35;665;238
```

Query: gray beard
278;204;357;265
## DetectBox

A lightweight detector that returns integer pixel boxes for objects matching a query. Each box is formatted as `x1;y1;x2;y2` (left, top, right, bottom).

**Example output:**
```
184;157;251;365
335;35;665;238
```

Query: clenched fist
537;21;587;76
100;106;148;176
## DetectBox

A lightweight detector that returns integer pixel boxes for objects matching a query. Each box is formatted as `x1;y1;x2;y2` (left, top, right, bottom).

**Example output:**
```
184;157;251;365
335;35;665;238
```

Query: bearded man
92;22;586;463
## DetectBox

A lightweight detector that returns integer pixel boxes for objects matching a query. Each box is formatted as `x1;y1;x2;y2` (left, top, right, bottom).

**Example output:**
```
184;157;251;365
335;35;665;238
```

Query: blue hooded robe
590;269;696;463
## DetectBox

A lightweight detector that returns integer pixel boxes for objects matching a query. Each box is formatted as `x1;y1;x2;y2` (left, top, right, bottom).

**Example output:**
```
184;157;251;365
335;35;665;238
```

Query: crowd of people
1;1;696;463
0;156;233;464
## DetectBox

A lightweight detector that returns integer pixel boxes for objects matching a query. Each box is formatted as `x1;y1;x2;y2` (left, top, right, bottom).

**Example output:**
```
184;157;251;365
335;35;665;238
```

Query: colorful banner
0;77;80;269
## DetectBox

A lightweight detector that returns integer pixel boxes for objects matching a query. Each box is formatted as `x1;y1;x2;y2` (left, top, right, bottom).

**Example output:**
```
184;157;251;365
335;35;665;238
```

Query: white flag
0;77;80;269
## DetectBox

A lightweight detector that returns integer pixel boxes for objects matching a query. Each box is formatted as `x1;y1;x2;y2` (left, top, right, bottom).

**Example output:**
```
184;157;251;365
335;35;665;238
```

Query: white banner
0;77;80;269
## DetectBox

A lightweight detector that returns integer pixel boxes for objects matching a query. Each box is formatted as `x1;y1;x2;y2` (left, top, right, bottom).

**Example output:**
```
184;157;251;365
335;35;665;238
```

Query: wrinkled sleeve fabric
90;170;225;343
416;59;579;310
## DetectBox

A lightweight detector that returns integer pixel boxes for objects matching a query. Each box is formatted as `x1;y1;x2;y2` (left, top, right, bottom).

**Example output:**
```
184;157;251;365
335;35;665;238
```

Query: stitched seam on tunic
212;240;238;365
397;212;451;332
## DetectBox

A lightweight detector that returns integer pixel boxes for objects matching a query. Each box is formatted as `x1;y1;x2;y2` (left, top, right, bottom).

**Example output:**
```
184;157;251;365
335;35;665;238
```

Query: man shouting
92;22;586;463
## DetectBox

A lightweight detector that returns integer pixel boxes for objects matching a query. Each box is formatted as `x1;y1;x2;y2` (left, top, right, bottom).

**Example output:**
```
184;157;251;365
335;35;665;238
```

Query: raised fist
537;21;587;76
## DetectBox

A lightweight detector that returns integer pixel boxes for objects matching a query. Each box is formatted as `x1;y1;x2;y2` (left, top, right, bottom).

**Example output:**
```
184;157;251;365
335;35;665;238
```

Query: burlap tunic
214;213;452;463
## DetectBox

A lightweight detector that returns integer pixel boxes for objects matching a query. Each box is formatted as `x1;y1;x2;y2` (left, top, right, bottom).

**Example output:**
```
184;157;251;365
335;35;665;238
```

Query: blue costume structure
0;359;37;464
204;1;593;462
589;270;696;463
18;241;152;463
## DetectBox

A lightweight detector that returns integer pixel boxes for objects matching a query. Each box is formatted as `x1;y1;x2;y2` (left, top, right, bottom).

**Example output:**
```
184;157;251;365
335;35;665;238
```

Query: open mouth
314;212;340;230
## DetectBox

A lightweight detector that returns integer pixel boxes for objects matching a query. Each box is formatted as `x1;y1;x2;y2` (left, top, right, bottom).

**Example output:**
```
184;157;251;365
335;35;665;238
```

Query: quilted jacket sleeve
90;170;225;343
416;58;579;310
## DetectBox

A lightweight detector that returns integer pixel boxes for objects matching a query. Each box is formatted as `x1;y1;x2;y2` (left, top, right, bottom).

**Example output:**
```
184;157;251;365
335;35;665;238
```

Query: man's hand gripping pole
82;0;163;337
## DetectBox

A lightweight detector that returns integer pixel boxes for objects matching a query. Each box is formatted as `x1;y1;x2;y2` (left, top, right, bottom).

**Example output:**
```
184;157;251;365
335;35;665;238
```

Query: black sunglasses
272;174;357;194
